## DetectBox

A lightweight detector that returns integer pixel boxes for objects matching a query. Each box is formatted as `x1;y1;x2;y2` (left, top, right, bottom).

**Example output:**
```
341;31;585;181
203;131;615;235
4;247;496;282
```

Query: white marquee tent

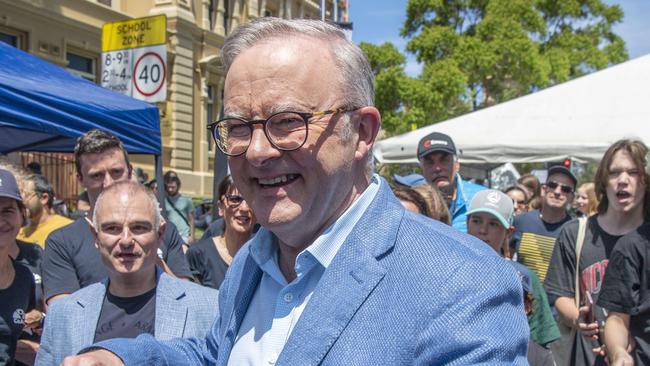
374;54;650;166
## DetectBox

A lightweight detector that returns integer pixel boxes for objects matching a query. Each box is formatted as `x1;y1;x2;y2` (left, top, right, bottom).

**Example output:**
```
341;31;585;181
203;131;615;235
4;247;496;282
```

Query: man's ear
39;192;49;207
353;106;381;162
157;219;167;238
127;164;134;180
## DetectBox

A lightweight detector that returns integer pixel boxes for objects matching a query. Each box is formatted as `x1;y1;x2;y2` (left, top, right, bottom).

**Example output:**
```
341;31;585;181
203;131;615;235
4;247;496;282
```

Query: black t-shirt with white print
598;222;650;366
545;215;623;366
0;261;35;366
93;286;156;343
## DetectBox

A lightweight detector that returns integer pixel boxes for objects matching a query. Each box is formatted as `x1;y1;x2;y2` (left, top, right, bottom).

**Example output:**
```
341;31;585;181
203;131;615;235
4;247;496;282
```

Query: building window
0;32;17;46
0;27;27;49
97;0;111;6
66;51;97;82
206;85;215;152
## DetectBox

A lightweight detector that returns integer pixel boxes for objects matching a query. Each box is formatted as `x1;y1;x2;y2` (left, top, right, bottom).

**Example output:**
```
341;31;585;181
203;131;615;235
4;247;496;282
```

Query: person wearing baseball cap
466;189;561;357
417;131;486;233
0;168;38;365
510;164;577;283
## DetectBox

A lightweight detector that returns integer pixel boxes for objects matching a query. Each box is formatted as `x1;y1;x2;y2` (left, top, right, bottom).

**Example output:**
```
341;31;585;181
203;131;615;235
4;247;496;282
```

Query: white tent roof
374;54;650;165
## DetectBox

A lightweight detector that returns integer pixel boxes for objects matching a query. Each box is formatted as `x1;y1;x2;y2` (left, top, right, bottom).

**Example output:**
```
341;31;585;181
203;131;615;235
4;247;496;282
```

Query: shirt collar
305;174;381;268
248;175;382;271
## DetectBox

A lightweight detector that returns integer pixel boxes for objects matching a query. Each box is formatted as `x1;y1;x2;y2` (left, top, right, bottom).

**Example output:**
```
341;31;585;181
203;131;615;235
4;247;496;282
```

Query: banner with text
101;15;167;103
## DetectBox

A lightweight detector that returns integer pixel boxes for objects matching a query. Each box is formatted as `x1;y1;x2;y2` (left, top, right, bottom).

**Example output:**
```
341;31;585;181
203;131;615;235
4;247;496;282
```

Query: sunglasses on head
545;180;574;194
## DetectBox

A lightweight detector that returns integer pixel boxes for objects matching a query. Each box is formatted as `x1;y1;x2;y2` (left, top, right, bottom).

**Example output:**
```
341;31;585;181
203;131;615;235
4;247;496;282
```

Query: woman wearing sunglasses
186;175;255;289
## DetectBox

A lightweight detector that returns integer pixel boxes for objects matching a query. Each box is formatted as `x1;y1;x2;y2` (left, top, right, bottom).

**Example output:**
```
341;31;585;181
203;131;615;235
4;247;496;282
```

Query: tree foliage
362;0;628;136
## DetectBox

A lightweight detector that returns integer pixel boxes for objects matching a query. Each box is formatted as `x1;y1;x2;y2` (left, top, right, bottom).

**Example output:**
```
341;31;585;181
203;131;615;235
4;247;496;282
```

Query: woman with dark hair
0;169;36;366
505;184;529;216
518;174;542;210
186;176;255;289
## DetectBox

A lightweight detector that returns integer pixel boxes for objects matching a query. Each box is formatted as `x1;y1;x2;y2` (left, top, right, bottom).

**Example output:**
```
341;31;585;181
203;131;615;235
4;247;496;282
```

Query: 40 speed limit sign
101;15;167;103
132;45;166;101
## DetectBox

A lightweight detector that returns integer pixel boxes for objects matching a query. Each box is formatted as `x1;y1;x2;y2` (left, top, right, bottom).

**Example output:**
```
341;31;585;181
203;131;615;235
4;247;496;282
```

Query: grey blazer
35;269;218;366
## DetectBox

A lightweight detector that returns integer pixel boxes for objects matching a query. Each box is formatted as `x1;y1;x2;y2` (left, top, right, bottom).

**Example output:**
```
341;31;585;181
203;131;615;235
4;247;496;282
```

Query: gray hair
221;17;374;109
221;17;376;176
93;180;162;232
25;174;55;208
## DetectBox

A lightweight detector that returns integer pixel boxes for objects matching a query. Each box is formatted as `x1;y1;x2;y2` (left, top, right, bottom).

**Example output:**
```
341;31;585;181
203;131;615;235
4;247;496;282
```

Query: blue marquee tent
0;41;161;154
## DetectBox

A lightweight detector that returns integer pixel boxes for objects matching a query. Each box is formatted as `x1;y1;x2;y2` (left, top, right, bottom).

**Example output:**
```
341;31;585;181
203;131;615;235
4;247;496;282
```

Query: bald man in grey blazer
36;181;218;365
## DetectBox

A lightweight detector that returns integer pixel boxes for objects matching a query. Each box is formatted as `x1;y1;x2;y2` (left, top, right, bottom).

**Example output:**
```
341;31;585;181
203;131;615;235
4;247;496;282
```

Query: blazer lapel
154;272;189;339
219;255;263;360
277;179;403;366
76;282;108;349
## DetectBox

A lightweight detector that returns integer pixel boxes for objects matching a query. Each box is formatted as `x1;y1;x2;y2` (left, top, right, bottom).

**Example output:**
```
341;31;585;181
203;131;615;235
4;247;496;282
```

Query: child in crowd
466;190;560;364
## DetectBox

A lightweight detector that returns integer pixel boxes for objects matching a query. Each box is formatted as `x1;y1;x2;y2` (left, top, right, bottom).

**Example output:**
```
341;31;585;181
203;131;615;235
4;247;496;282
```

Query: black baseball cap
547;165;577;187
417;132;457;160
0;169;22;202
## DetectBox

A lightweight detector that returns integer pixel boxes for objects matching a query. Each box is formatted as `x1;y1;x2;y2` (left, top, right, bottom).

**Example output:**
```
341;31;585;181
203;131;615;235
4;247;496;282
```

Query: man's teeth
258;175;296;185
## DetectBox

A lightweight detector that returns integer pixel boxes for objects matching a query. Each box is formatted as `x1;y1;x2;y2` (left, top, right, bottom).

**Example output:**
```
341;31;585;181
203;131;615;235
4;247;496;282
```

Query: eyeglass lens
546;181;573;194
213;112;308;156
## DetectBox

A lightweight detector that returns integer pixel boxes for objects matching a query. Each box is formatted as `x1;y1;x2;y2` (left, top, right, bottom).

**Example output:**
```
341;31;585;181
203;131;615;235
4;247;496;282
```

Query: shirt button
268;353;278;364
283;293;293;303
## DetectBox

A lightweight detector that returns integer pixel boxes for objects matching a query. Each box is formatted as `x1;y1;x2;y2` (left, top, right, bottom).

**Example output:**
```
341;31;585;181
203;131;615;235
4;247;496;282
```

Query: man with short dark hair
42;129;192;305
17;174;72;248
512;165;576;282
417;131;486;232
36;181;218;365
163;172;195;245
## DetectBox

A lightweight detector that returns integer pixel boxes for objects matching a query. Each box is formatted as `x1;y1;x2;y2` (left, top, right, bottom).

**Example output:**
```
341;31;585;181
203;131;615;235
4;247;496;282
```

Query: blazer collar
73;282;108;348
75;267;187;342
154;269;189;339
276;178;403;365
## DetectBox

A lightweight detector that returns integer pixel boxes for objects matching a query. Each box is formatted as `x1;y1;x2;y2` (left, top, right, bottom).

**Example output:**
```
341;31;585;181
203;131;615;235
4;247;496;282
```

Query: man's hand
61;349;124;366
577;305;600;339
23;309;44;331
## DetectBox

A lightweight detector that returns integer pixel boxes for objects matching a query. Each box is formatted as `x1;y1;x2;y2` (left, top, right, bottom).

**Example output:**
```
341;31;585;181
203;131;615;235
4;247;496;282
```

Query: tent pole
155;154;166;218
212;148;228;213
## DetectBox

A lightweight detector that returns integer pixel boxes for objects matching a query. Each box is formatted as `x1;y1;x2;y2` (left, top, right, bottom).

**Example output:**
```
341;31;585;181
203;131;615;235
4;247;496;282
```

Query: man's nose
119;227;135;246
102;173;115;189
245;126;282;167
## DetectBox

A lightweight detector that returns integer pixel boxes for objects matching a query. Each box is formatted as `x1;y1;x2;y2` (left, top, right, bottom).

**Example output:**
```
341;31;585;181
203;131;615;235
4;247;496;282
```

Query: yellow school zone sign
102;15;166;52
101;15;167;102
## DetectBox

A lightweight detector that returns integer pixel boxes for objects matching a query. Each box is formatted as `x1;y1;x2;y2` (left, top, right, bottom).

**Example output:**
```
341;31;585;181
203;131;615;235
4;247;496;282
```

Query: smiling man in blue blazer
36;181;218;366
64;18;528;366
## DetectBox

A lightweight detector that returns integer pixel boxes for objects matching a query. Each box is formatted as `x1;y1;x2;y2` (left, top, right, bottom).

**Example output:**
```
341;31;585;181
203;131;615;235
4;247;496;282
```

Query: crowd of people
0;16;648;366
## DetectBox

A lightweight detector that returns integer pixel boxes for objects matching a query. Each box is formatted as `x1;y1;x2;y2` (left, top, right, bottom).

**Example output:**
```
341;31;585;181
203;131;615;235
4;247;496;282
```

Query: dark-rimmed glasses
546;180;574;194
224;194;245;208
207;108;350;156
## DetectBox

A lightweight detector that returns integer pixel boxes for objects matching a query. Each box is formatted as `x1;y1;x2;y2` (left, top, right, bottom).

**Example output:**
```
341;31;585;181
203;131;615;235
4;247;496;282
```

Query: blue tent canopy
0;41;161;154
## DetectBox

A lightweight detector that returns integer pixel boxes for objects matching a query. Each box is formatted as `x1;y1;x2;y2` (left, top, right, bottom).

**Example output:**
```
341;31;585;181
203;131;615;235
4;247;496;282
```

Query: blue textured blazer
100;179;529;365
35;270;219;366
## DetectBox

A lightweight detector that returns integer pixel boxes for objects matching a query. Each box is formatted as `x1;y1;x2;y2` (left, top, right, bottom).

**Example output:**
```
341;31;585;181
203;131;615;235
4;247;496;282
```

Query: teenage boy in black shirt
545;139;649;366
42;130;191;305
598;222;650;366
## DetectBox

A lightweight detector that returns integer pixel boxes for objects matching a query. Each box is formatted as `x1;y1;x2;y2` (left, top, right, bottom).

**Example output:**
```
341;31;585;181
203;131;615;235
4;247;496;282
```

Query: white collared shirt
227;175;381;366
